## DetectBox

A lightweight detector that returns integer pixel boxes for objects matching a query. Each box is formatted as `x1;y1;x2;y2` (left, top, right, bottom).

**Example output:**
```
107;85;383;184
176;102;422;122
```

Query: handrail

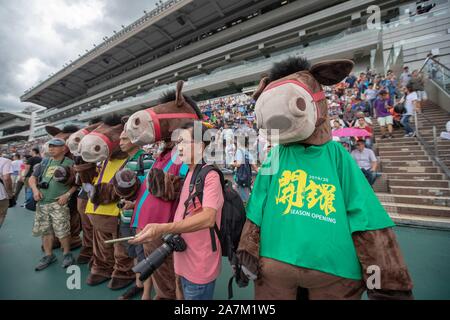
414;56;450;180
382;5;449;30
414;121;450;180
419;56;450;74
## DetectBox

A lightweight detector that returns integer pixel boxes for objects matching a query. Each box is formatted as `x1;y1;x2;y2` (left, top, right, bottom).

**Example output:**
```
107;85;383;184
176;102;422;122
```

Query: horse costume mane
252;57;353;145
45;124;80;142
126;80;201;146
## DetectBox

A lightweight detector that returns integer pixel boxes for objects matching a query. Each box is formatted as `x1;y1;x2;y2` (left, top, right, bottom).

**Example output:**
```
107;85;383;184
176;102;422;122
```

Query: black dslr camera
132;234;186;282
38;181;50;189
117;199;126;209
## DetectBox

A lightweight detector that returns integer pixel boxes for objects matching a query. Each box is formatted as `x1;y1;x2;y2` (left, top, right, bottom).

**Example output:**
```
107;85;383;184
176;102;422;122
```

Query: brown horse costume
44;125;82;251
78;115;135;290
125;80;201;299
236;57;413;300
66;121;102;264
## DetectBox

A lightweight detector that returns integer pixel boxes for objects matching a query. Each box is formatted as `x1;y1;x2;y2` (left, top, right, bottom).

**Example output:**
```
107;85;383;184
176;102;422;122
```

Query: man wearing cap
29;138;76;270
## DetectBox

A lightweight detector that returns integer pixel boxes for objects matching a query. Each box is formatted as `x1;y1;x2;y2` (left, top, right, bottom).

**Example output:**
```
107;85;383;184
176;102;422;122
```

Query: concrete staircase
373;101;450;229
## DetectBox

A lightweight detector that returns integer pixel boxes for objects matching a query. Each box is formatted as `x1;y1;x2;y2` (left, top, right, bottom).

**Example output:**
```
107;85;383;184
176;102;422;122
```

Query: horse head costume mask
126;80;202;146
66;121;103;185
79;115;127;163
253;57;354;145
66;122;103;157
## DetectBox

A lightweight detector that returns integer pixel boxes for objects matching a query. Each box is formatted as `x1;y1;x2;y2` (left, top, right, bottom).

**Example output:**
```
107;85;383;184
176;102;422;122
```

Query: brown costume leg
88;214;116;279
353;228;414;300
143;238;177;300
299;268;365;300
254;257;299;300
111;235;135;281
77;197;93;262
69;200;82;250
88;214;134;288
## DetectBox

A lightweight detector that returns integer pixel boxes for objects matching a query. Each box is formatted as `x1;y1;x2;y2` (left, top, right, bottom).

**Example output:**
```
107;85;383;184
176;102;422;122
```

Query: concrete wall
382;4;450;72
425;78;450;113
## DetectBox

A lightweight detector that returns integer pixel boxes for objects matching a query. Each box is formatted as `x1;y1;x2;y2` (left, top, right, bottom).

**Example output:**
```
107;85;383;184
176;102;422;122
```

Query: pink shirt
173;168;224;284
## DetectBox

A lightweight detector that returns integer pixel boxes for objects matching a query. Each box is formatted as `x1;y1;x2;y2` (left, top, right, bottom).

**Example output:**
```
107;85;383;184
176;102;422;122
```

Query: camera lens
132;234;186;282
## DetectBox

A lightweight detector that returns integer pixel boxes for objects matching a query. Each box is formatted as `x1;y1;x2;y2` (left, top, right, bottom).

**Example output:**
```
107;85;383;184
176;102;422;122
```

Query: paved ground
0;200;449;300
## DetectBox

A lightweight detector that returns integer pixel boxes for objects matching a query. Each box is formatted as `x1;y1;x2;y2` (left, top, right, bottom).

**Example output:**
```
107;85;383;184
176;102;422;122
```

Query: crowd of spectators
2;63;428;189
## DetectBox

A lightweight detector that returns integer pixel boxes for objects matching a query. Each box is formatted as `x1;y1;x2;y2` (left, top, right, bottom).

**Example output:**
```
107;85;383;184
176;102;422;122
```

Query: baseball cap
48;138;66;146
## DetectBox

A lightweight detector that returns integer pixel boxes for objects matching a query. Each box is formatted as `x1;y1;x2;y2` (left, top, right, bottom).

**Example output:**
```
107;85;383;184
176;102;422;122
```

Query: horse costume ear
121;115;129;126
310;59;354;85
175;80;186;107
45;126;62;137
252;76;270;101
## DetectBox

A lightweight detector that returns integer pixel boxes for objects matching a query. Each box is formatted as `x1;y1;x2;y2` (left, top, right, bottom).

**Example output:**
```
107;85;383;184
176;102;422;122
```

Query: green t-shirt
124;150;154;181
246;141;394;280
124;150;145;171
40;157;74;204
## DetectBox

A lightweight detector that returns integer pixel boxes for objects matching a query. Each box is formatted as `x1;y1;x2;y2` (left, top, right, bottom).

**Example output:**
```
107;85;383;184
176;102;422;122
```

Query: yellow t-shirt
85;158;127;216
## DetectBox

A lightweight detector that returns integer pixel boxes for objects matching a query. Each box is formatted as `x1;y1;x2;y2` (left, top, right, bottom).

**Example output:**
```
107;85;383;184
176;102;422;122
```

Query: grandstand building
16;0;450;141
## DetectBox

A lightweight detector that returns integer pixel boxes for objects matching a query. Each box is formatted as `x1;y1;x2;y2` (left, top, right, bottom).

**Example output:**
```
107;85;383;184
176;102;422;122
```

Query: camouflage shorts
32;202;70;239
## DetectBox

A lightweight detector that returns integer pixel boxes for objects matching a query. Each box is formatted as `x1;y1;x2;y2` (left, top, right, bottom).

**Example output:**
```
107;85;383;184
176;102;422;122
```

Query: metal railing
419;56;450;95
415;56;450;179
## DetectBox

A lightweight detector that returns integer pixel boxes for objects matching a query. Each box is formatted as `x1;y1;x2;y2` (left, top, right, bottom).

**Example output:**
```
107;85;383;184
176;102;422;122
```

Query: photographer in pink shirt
131;122;224;300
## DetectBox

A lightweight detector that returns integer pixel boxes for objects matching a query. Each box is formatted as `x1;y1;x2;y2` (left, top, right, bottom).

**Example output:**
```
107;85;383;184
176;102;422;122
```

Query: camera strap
183;163;224;253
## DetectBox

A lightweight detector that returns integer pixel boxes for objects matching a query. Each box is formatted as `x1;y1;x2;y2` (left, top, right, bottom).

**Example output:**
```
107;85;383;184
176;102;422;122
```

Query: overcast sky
0;0;158;112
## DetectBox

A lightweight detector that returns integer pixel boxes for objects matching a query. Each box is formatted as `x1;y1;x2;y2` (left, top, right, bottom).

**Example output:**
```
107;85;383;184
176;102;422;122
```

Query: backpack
394;102;406;114
183;164;248;298
235;150;252;188
25;158;50;212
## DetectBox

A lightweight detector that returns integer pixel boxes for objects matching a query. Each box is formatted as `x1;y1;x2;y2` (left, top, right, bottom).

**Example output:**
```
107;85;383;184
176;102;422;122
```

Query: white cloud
15;57;53;89
0;0;156;112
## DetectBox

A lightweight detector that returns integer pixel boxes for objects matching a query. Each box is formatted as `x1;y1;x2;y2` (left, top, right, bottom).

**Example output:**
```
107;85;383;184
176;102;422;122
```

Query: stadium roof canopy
24;0;373;109
21;0;294;108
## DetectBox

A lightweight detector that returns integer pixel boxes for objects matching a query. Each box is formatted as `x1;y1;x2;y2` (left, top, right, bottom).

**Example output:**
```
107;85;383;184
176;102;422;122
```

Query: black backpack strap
182;164;204;219
183;164;225;252
137;153;146;177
